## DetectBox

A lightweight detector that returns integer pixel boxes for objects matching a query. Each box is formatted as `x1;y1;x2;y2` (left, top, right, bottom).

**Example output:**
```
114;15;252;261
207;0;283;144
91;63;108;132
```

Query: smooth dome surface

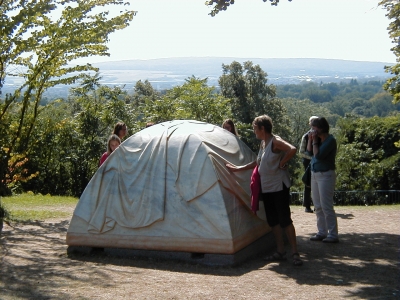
67;120;270;254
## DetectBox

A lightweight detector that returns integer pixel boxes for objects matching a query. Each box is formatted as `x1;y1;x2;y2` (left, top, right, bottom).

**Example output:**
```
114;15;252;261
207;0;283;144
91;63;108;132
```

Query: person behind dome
222;119;238;136
113;122;128;140
226;115;303;266
299;115;319;213
99;134;121;167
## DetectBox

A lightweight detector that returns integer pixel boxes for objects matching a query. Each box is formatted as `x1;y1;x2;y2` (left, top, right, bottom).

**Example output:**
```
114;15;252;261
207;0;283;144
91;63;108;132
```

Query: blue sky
77;0;396;64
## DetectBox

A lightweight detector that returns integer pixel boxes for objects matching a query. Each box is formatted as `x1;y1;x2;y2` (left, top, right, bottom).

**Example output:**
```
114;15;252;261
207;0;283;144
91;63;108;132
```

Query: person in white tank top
226;115;303;266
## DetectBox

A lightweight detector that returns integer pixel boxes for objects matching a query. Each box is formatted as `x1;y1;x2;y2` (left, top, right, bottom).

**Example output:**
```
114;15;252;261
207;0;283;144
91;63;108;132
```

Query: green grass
0;193;78;221
1;193;398;222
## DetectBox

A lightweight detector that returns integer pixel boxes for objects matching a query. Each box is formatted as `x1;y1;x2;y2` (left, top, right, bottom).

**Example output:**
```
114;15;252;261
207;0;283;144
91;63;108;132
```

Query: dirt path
1;206;399;299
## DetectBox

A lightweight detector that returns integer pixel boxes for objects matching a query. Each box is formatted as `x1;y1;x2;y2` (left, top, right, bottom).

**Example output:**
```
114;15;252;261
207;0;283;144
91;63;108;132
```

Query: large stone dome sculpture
67;120;270;259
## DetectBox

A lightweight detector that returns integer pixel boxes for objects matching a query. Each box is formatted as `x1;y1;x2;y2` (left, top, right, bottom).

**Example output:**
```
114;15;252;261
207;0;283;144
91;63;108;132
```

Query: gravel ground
0;205;399;299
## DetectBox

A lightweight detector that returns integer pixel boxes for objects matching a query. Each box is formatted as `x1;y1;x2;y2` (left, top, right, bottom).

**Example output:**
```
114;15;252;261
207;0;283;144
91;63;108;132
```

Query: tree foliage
335;115;400;191
277;81;400;118
132;79;159;108
219;61;277;123
21;76;137;196
144;76;231;125
0;0;136;195
20;76;231;195
380;0;400;104
219;61;291;151
205;0;292;16
280;97;337;149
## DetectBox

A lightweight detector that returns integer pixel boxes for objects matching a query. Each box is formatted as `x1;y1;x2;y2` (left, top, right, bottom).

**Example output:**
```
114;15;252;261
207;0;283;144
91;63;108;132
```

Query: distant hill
92;57;393;89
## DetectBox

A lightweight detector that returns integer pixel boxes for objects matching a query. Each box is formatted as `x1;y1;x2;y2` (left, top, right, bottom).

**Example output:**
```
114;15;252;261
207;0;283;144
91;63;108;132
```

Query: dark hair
113;122;127;137
222;119;238;136
253;115;273;134
311;117;329;133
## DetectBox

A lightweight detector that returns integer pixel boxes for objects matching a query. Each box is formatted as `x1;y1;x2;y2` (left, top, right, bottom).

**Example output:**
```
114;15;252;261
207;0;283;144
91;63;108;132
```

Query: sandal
263;251;287;261
292;252;303;266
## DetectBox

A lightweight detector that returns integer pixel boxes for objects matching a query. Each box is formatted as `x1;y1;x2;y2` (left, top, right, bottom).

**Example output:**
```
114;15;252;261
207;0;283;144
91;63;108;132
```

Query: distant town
2;57;393;99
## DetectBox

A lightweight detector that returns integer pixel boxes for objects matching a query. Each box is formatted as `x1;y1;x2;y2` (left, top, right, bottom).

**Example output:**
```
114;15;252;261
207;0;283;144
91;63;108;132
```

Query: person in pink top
99;134;121;167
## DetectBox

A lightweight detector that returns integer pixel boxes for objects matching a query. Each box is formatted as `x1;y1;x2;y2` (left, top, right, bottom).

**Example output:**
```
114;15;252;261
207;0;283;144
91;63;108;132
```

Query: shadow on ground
0;219;399;299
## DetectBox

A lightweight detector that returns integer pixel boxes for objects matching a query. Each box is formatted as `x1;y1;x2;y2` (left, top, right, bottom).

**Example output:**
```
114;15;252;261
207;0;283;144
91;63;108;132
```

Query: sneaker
305;208;313;213
322;237;339;243
310;234;326;241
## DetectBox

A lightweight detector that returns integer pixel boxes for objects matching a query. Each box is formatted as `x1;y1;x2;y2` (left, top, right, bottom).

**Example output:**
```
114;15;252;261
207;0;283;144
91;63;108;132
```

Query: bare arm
273;136;297;169
226;160;257;172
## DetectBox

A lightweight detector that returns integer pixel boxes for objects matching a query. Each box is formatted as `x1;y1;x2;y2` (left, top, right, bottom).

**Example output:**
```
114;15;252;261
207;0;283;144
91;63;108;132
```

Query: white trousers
311;170;339;239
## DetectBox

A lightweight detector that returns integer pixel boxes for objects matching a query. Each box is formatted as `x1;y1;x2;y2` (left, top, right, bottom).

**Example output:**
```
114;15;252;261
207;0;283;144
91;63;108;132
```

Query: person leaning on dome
226;115;303;266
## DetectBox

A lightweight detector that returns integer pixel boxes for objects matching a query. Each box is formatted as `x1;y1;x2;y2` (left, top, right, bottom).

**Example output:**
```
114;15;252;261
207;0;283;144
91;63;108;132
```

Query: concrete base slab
67;231;275;266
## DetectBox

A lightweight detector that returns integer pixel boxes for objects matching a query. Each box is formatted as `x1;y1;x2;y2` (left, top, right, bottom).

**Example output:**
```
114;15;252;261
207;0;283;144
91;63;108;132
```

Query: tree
20;76;138;196
0;0;136;195
218;61;290;151
132;80;159;107
19;99;77;195
369;92;400;116
335;115;400;191
380;0;400;104
219;61;276;124
144;76;231;125
300;89;332;103
205;0;292;16
280;97;337;149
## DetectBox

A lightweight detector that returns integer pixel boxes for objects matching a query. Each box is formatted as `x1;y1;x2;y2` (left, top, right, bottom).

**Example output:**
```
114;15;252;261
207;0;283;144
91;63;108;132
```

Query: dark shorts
260;183;293;228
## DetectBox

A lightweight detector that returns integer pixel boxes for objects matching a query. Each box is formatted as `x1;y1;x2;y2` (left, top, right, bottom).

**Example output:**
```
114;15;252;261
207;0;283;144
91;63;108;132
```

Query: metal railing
290;190;400;206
